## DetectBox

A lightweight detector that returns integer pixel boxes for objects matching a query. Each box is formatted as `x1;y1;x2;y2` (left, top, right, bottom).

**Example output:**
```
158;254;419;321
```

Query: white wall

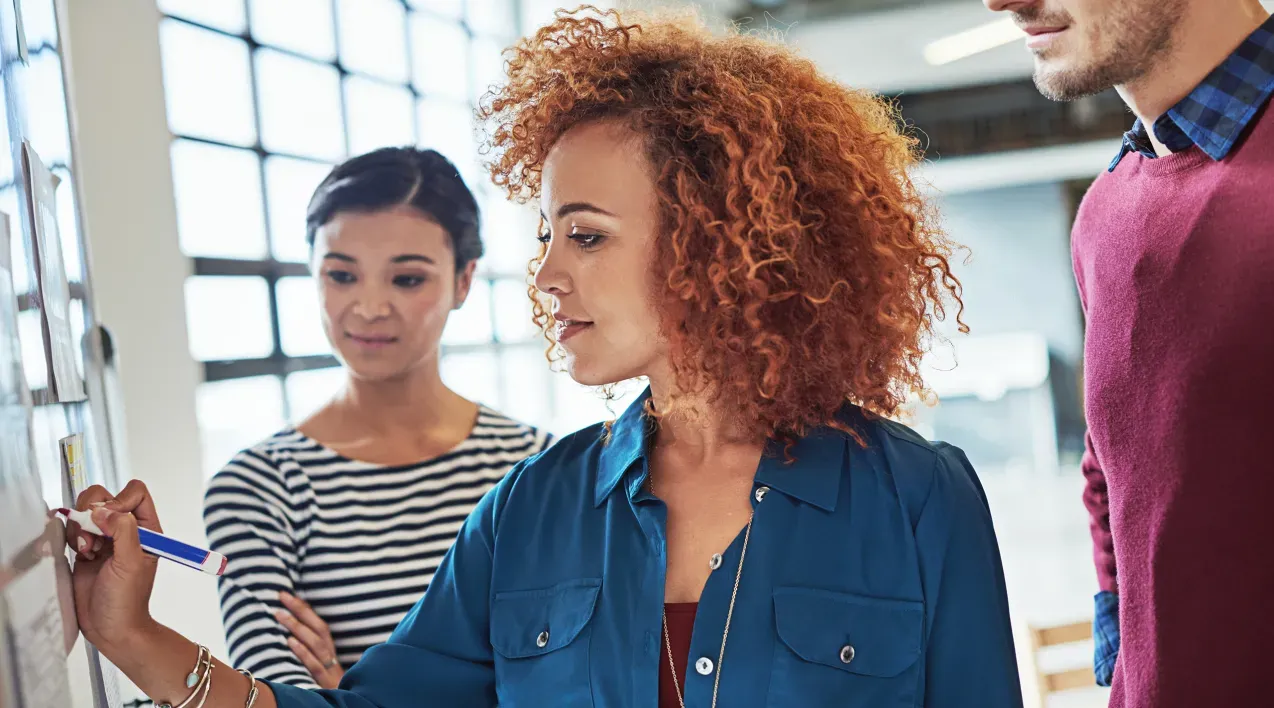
59;0;227;694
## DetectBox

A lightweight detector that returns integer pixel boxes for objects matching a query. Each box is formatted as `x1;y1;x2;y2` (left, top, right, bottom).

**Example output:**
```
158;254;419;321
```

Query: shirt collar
1109;14;1274;170
593;387;846;512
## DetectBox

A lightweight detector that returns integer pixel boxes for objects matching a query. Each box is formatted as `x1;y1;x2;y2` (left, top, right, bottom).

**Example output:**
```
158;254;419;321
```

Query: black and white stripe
202;407;550;688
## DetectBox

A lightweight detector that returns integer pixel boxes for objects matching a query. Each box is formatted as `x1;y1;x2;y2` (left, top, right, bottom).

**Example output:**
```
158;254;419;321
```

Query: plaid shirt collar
1109;14;1274;170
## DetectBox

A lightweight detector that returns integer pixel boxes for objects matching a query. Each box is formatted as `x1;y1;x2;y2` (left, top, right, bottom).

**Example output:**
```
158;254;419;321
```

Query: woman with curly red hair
65;7;1023;708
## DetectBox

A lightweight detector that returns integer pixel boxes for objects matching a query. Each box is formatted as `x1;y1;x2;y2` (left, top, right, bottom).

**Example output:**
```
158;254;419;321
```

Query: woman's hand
277;591;345;689
65;480;162;658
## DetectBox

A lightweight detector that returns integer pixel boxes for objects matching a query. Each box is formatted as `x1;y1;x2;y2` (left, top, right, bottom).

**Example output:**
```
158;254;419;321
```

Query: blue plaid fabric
1110;14;1274;170
1093;591;1120;686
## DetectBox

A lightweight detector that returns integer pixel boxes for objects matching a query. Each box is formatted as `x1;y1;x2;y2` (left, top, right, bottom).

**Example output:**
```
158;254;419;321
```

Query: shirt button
839;645;855;664
536;630;550;648
754;486;769;503
695;657;714;675
709;553;723;570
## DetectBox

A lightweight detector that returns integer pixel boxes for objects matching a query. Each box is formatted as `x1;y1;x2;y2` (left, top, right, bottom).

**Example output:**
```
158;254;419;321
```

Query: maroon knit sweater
1072;104;1274;708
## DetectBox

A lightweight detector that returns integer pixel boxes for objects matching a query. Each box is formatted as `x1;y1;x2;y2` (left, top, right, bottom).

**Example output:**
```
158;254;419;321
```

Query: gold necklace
652;474;755;708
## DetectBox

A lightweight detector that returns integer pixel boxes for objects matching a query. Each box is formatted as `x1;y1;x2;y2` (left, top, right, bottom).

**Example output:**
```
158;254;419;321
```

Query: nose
532;241;572;298
351;282;392;321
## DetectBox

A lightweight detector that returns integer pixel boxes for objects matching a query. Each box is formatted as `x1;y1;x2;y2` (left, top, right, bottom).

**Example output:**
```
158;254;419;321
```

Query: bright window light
923;17;1025;66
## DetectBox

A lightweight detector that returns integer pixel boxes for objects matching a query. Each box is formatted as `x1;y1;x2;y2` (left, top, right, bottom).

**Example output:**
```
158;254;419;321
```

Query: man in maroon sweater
984;0;1274;706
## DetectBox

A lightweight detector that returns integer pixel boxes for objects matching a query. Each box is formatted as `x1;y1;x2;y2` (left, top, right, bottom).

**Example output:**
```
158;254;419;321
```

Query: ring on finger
322;657;338;669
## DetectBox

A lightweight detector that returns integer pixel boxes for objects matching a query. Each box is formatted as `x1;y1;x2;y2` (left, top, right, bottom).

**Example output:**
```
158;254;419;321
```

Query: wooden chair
1027;620;1098;707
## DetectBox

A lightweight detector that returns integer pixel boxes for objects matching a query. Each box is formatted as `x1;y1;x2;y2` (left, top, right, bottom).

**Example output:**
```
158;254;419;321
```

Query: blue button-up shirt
1109;13;1274;170
269;390;1022;707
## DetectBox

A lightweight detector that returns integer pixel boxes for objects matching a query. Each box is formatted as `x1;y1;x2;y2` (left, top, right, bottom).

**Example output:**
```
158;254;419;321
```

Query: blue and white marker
56;507;227;576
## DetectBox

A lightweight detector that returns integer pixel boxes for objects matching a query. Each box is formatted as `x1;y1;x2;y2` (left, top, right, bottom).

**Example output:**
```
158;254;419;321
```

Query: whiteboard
0;0;124;705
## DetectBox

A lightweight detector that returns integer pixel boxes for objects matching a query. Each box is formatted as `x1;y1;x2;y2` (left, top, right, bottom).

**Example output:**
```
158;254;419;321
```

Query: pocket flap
773;587;923;678
491;578;602;659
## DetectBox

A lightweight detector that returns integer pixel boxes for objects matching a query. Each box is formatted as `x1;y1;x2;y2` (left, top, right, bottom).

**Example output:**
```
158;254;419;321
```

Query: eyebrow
541;202;619;220
322;253;436;265
391;254;436;265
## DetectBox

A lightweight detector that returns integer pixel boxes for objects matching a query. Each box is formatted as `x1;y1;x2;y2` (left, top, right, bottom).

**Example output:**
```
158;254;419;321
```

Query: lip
346;333;398;350
552;314;594;343
1021;25;1067;49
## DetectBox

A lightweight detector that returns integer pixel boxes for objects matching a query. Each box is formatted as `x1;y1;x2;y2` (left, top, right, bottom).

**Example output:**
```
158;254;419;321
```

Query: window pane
184;276;275;361
256;49;345;161
250;0;336;61
158;0;247;34
285;367;344;422
500;346;551;427
196;376;286;477
3;187;28;295
407;0;462;19
18;0;57;48
344;77;415;156
336;0;409;83
171;140;268;259
18;309;47;392
470;36;506;100
52;168;83;285
480;195;537;276
417;99;481;189
440;350;501;407
467;0;516;38
159;20;256;146
69;297;86;382
24;52;72;167
265;156;332;263
492;278;536;343
409;14;469;102
276;276;329;357
441;278;492;345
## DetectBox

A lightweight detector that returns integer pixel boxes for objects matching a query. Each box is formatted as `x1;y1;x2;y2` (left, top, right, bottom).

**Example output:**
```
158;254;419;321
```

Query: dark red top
658;603;697;708
1072;103;1274;707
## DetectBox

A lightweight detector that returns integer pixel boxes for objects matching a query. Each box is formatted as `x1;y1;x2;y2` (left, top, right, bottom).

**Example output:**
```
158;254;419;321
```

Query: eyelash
536;231;607;251
323;271;428;288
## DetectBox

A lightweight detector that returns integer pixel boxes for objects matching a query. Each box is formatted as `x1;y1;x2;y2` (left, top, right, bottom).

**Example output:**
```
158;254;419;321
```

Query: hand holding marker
56;507;227;576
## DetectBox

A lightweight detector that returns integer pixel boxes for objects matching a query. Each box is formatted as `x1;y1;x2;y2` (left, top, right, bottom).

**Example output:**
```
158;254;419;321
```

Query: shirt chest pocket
491;578;601;708
769;587;924;708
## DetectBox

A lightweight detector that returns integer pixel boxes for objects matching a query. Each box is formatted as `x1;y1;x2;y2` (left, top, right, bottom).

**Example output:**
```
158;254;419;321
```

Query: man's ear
452;260;477;310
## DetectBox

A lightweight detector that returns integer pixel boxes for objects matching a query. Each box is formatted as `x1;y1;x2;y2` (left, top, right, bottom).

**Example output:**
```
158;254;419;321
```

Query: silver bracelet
192;660;214;708
239;669;259;708
159;646;211;708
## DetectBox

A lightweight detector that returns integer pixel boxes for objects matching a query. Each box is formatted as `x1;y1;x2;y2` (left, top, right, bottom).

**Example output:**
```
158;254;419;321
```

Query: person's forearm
110;620;279;708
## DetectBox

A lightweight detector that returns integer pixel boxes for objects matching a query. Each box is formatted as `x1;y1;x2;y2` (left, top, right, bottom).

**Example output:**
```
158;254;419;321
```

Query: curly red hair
480;6;965;444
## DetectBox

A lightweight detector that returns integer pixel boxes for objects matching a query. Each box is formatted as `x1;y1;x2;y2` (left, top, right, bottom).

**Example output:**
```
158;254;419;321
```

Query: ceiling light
923;17;1025;66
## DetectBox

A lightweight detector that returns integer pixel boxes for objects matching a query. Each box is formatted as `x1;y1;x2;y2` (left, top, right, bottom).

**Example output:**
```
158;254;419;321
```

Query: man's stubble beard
1027;0;1186;101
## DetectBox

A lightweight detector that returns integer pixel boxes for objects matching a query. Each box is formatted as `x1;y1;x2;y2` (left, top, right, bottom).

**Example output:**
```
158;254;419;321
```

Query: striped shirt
202;407;551;688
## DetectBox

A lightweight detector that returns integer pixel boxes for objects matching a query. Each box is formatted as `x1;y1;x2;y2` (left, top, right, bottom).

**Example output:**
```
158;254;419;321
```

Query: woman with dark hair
67;9;1021;707
200;147;551;689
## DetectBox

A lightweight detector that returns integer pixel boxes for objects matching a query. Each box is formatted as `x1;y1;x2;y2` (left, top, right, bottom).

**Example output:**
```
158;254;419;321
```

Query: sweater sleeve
203;448;317;687
1073;233;1118;593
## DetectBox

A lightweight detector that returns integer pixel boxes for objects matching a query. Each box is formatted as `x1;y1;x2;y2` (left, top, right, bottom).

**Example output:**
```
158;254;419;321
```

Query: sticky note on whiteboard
58;434;85;498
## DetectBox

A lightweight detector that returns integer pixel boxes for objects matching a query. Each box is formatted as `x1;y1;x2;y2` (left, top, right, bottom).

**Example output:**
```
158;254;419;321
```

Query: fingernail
92;538;103;553
76;538;87;552
275;611;288;622
90;501;107;508
91;508;113;525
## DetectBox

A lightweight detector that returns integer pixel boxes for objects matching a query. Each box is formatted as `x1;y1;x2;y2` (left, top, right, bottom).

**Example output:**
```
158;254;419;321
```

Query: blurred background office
27;0;1272;705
